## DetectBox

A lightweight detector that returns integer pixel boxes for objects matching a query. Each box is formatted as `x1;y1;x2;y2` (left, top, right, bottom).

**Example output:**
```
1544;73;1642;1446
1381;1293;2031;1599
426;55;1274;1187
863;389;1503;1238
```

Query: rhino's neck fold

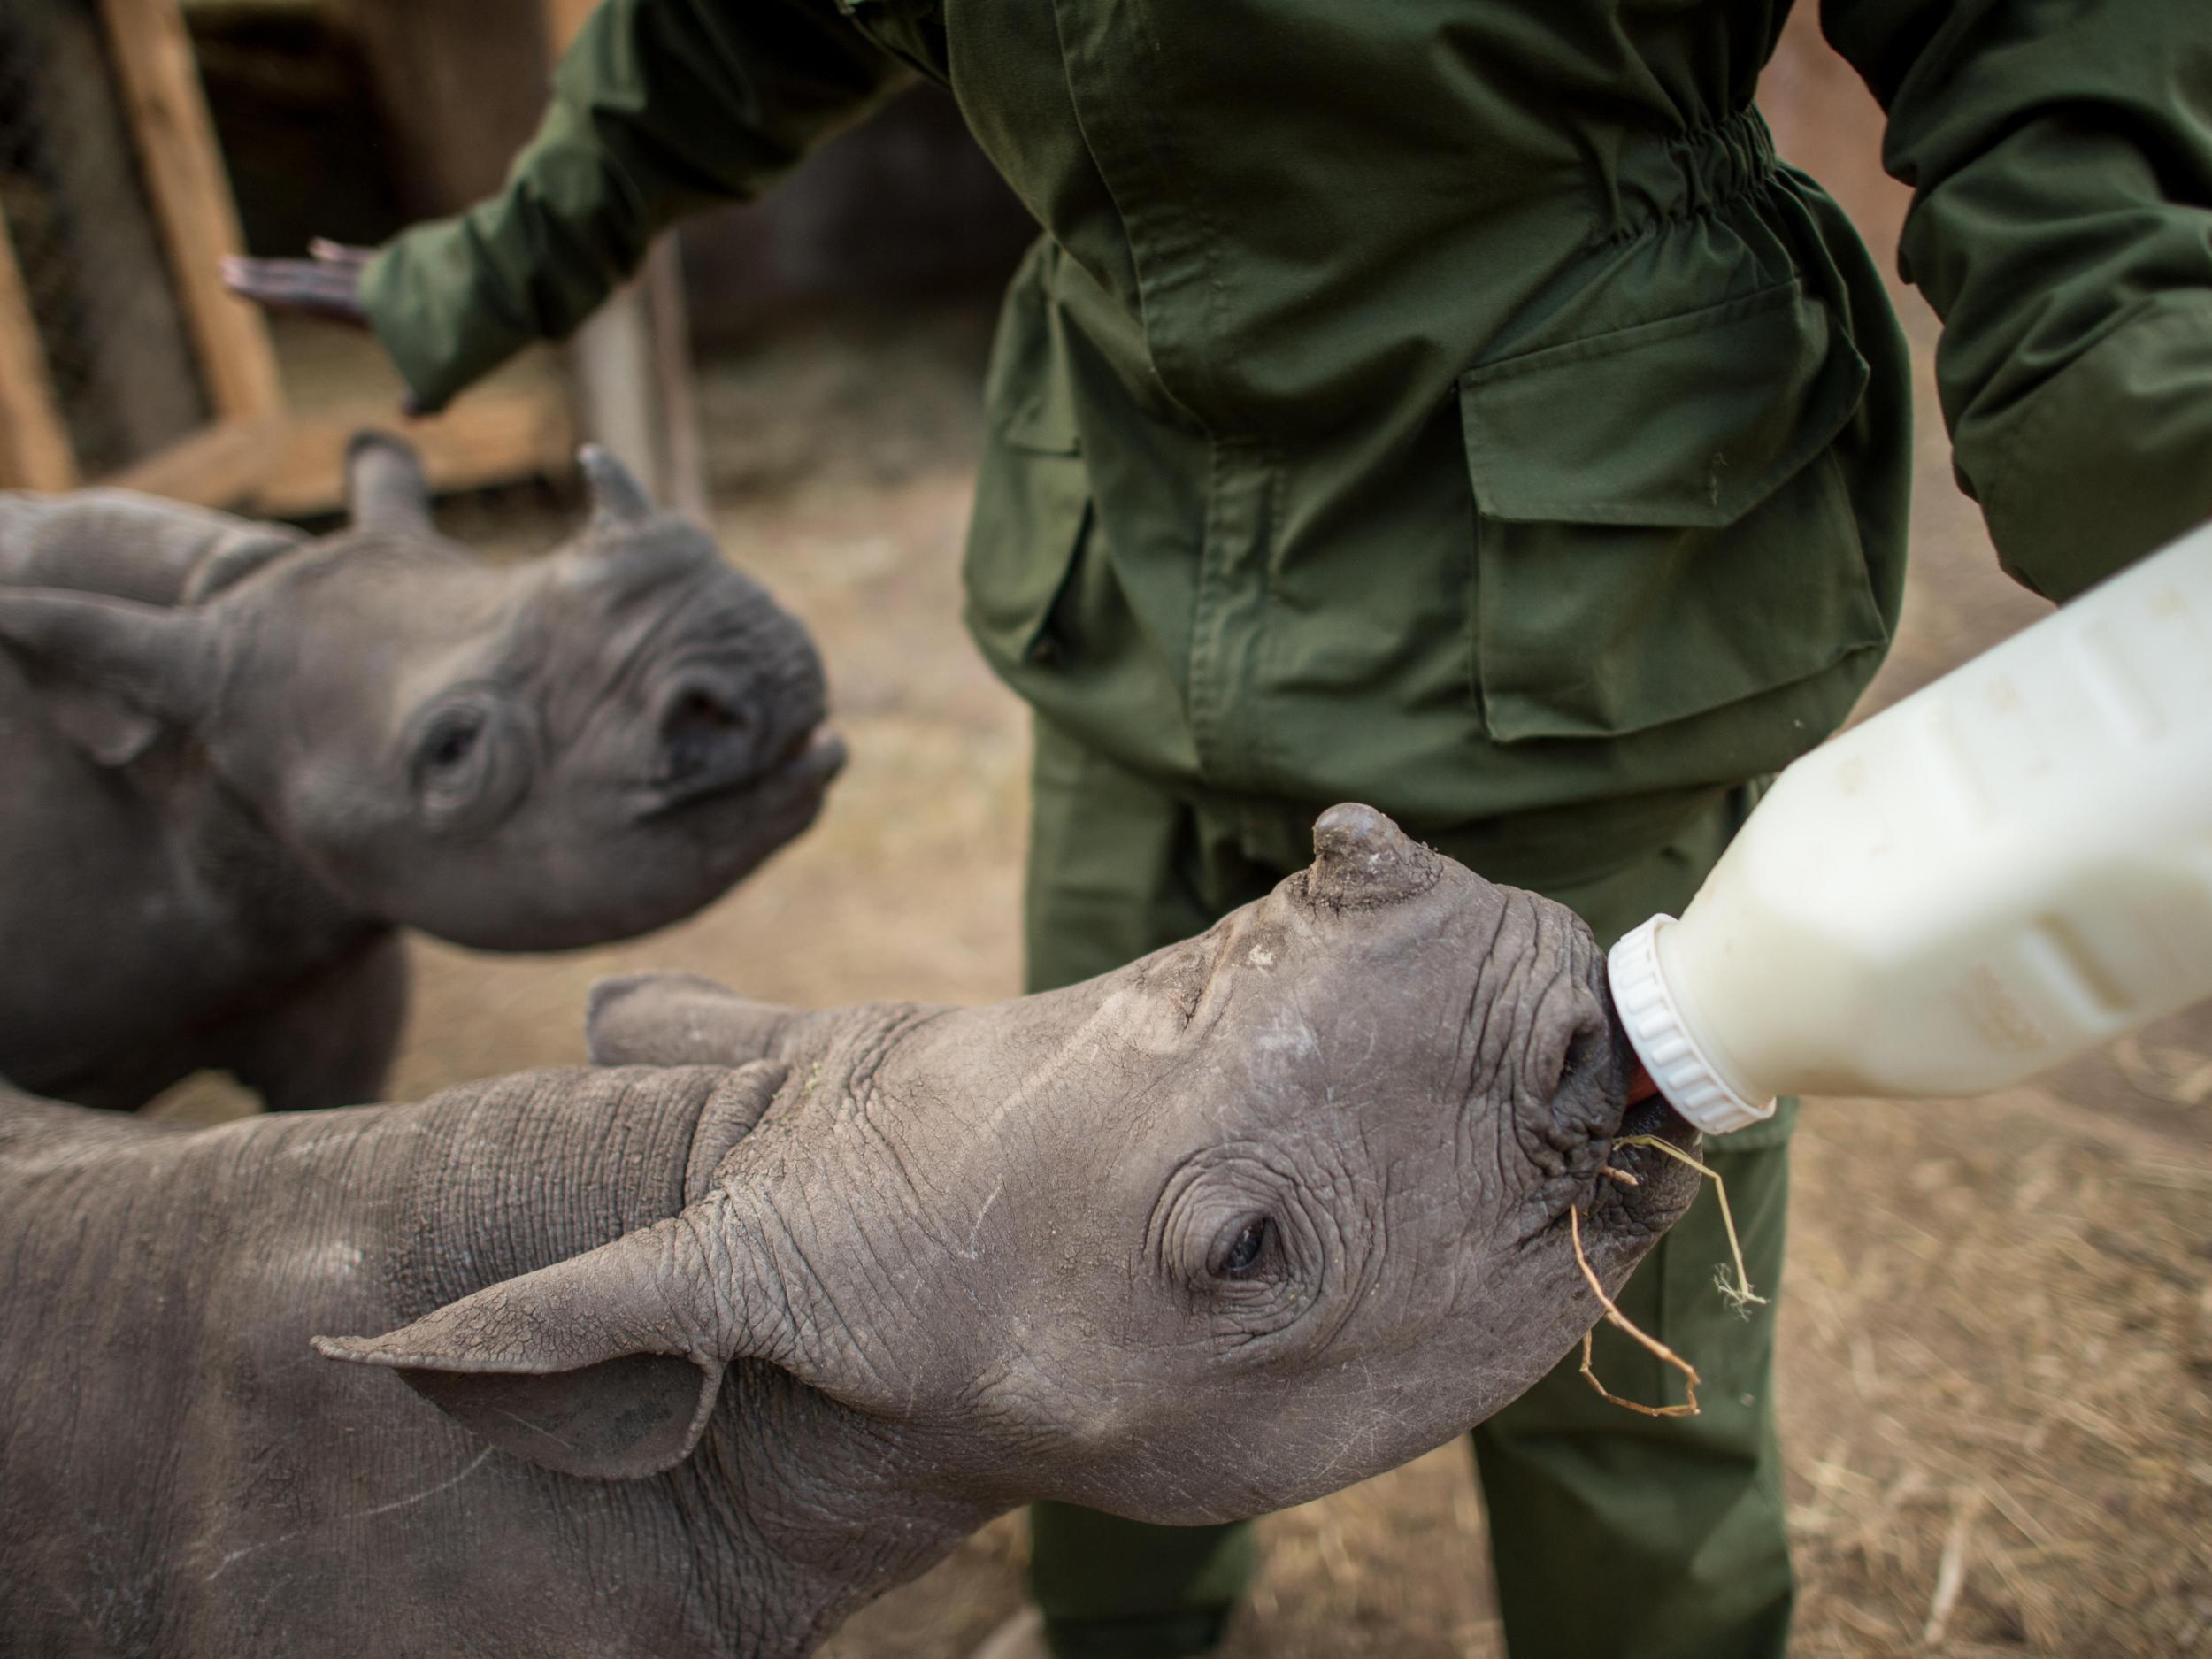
388;1062;999;1659
689;1371;1000;1658
165;741;379;965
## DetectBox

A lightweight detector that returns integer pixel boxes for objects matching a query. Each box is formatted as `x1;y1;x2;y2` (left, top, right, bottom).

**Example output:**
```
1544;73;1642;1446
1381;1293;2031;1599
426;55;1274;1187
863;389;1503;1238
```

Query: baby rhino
0;436;841;1110
0;807;1696;1659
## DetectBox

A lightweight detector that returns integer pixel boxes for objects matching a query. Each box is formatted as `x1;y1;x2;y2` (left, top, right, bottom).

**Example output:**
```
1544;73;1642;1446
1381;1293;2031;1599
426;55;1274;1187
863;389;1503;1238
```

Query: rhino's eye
1150;1156;1315;1330
421;714;480;773
406;692;529;832
1216;1216;1278;1279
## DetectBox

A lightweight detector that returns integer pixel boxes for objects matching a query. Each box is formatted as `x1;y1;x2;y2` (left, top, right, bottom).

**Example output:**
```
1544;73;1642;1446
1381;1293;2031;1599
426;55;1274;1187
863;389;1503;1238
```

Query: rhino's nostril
1555;1025;1601;1095
661;688;754;782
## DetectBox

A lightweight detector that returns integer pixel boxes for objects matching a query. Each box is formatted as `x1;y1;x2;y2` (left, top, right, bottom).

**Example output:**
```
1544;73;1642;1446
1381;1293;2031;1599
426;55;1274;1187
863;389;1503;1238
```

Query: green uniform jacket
365;0;2212;857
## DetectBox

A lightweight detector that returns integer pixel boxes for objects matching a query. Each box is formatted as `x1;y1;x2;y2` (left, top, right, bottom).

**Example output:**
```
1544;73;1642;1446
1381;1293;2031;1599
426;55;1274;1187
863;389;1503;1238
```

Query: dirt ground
157;50;2210;1659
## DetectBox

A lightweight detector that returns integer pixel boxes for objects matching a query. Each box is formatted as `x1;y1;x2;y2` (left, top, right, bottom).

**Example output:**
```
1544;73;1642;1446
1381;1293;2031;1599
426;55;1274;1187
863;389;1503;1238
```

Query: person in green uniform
227;4;2212;1655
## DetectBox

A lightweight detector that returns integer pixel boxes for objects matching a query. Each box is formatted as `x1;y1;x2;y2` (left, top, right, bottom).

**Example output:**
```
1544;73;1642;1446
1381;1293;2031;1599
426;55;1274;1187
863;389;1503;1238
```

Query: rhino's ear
314;1236;726;1481
314;1064;789;1480
586;972;799;1067
0;589;218;765
346;431;433;535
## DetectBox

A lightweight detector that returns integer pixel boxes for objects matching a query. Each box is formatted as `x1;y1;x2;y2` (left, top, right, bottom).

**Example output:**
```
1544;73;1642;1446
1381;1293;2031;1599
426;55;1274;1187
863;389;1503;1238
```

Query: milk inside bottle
1609;518;2212;1134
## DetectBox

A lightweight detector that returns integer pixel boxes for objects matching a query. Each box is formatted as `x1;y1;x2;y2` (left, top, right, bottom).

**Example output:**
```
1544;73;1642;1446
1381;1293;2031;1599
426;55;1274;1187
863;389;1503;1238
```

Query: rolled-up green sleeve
362;0;908;413
1824;0;2212;599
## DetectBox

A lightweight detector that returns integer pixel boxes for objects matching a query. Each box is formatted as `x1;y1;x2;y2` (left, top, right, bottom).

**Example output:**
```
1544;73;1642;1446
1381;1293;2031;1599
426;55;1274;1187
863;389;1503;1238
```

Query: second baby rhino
0;435;842;1111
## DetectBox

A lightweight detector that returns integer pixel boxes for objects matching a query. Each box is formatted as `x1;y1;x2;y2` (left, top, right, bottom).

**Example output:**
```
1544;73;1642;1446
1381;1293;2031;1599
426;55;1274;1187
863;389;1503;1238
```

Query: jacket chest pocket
1460;282;1885;744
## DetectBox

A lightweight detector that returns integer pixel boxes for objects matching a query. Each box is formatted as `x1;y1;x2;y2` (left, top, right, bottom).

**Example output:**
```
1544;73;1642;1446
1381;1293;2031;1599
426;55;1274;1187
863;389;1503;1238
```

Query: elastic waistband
1607;104;1779;239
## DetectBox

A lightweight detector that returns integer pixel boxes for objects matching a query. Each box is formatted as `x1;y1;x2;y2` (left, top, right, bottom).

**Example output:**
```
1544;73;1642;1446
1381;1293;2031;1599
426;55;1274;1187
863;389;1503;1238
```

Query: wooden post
0;218;77;490
645;239;707;520
98;0;284;421
541;0;707;517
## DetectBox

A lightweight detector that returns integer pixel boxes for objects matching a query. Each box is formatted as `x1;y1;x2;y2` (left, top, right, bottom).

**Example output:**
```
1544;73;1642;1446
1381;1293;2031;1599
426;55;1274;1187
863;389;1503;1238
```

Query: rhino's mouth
1518;1091;1701;1253
1610;1092;1700;1165
1586;1094;1702;1234
639;722;847;819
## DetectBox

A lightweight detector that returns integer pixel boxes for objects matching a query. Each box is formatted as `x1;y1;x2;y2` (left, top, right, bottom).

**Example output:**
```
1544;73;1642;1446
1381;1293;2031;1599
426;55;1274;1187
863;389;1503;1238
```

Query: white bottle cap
1607;915;1778;1136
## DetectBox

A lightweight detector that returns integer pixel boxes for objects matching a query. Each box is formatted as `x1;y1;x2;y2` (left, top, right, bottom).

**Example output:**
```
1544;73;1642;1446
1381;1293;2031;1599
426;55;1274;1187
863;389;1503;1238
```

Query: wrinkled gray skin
0;807;1697;1658
0;436;841;1110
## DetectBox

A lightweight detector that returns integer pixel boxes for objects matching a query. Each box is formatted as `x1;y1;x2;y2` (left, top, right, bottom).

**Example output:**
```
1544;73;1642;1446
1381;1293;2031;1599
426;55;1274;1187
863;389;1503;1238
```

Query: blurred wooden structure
0;222;74;491
320;0;702;515
540;0;704;518
0;0;281;495
0;0;697;517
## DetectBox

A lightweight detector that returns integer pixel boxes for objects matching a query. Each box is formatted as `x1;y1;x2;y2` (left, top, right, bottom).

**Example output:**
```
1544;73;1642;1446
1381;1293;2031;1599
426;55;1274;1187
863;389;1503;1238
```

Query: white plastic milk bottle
1609;518;2212;1134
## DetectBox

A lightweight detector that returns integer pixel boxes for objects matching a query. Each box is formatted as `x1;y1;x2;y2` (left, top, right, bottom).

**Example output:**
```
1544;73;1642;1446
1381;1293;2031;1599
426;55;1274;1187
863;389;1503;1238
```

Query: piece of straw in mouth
1569;1132;1769;1417
1617;1133;1768;1313
1569;1205;1701;1417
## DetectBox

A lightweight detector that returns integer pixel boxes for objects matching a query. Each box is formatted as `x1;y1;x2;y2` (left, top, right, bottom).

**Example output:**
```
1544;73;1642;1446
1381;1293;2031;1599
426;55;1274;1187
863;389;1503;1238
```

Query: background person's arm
227;0;908;415
1823;0;2212;596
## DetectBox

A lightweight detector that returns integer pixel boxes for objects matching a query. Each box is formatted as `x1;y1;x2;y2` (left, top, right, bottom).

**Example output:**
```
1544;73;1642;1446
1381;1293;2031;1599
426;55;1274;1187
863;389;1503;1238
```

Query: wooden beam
98;0;284;422
0;218;77;491
256;388;576;519
541;0;600;51
107;387;577;519
102;415;276;510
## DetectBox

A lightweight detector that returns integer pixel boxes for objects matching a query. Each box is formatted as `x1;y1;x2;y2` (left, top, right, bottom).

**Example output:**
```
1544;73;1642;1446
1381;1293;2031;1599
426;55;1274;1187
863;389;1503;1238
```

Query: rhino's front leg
221;930;411;1111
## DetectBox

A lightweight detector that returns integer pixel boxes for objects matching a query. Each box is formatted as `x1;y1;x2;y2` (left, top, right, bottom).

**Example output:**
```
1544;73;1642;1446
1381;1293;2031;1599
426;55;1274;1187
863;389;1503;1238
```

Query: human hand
222;241;431;416
220;238;374;326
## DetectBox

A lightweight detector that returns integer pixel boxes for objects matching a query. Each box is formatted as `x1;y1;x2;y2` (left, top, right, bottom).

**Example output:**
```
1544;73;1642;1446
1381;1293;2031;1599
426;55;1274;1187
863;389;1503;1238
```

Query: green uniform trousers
1021;718;1795;1659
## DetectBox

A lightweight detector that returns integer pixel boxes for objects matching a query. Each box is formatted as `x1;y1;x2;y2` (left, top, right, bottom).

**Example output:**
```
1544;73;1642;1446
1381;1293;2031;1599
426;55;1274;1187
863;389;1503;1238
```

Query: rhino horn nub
580;444;656;530
1303;803;1441;910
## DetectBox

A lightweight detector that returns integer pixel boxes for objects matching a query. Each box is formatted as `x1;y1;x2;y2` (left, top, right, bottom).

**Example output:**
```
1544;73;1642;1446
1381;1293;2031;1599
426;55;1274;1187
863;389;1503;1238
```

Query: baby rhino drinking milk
0;807;1697;1658
0;435;841;1111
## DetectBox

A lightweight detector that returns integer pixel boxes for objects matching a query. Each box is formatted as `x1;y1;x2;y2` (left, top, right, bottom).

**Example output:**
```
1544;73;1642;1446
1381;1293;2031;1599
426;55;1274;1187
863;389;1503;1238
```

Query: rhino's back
0;491;302;1089
0;1069;730;1657
0;641;358;1105
0;660;233;1096
0;501;401;1110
